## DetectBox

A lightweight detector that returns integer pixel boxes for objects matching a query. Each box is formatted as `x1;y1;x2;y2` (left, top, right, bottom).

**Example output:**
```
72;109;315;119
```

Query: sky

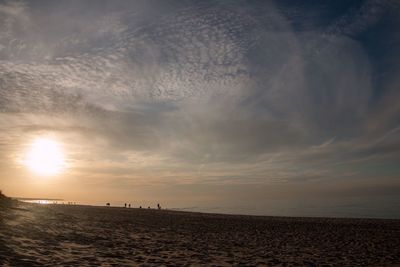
0;0;399;218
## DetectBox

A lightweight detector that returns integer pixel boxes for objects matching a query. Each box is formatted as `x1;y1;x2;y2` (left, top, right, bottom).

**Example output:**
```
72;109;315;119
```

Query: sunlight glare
24;138;66;176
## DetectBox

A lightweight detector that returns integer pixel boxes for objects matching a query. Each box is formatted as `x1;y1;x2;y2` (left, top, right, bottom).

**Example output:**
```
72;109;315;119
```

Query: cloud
0;0;399;197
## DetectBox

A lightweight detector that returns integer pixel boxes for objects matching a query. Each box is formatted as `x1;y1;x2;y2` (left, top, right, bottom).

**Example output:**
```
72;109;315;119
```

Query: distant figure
106;203;110;206
128;203;131;208
148;206;150;209
157;203;161;210
124;203;127;208
139;206;142;209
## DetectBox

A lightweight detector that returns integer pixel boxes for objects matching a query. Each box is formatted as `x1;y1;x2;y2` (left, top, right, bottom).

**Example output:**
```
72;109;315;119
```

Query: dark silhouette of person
139;206;142;209
128;203;131;208
124;203;127;208
106;203;110;206
157;203;161;210
148;206;150;209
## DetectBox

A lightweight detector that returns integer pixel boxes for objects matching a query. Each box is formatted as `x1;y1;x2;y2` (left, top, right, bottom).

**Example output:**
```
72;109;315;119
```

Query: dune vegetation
0;190;13;208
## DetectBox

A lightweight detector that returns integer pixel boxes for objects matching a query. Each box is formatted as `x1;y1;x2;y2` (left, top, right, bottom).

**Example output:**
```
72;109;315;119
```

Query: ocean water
173;196;400;219
19;199;74;205
19;195;400;219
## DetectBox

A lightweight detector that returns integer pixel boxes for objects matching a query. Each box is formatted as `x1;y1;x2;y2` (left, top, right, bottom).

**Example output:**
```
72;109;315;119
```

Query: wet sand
1;201;399;266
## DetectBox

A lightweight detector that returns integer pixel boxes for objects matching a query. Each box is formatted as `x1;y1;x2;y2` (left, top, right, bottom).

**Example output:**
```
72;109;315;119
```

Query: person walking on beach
124;203;127;208
128;203;131;208
157;203;161;210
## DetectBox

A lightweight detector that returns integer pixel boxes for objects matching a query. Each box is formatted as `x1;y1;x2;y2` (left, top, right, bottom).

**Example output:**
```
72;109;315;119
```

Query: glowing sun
25;138;66;176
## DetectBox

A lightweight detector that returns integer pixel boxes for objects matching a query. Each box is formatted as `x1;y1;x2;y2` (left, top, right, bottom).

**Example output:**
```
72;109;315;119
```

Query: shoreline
19;201;400;221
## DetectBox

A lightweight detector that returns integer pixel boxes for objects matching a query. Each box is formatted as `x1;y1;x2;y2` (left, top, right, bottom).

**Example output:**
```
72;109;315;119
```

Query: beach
1;201;399;266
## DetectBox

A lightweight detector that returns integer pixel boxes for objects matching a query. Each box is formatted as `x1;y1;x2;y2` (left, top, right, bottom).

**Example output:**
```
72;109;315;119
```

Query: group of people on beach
106;203;162;209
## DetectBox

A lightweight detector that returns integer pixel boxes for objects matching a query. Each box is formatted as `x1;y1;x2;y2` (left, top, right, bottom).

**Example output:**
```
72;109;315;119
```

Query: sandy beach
0;201;399;266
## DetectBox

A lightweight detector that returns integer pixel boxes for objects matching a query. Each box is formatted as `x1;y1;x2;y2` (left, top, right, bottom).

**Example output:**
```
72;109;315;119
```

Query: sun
24;138;66;176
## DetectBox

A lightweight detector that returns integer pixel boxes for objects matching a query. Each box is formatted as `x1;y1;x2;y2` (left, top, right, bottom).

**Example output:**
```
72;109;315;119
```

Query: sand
1;201;399;266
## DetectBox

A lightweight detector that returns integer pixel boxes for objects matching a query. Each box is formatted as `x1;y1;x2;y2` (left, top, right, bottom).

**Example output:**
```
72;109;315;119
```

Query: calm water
179;196;400;219
20;195;400;219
